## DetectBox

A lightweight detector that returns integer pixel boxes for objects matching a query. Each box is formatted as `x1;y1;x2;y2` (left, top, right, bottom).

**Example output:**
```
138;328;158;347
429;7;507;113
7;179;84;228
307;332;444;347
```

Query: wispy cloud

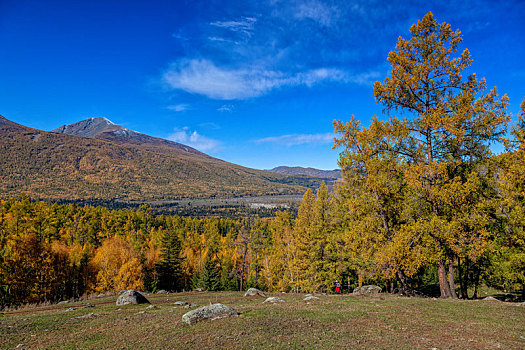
210;17;257;36
255;132;334;146
167;104;190;112
162;59;373;100
217;104;234;112
167;127;221;152
294;1;339;26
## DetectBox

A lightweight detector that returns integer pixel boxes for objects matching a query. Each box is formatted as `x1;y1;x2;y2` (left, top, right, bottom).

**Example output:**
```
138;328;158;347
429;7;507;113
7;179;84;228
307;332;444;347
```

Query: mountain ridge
0;115;322;201
269;166;341;180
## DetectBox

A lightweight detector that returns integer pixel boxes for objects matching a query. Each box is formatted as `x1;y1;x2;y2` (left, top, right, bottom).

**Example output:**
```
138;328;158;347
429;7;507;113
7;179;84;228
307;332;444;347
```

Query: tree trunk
239;244;248;292
438;261;451;298
458;257;468;299
448;256;458;299
396;270;410;295
473;267;480;299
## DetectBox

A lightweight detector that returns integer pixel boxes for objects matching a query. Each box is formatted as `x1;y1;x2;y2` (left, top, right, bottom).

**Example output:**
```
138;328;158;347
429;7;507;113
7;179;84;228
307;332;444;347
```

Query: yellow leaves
91;236;143;292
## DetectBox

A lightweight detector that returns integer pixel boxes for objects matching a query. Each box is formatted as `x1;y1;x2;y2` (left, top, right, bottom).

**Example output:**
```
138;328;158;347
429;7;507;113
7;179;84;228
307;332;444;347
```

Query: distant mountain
0;115;322;202
52;117;208;158
269;166;341;180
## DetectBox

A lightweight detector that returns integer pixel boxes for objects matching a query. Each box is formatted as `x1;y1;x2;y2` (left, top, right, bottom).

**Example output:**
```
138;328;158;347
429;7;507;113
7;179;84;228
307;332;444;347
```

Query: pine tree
157;230;183;292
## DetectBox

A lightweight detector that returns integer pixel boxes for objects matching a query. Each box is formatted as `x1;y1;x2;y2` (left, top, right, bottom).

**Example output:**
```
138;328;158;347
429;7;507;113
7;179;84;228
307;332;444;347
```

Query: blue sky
0;0;523;170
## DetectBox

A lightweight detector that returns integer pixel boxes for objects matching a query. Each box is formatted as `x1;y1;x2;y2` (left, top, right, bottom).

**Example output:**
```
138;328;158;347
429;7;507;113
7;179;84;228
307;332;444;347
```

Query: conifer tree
157;230;183;292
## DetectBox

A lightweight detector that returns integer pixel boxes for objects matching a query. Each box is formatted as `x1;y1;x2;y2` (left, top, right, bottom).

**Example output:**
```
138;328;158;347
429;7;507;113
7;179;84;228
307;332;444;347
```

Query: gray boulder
263;297;285;303
353;285;382;295
304;295;320;301
116;290;150;306
182;303;238;325
244;288;266;297
156;289;169;294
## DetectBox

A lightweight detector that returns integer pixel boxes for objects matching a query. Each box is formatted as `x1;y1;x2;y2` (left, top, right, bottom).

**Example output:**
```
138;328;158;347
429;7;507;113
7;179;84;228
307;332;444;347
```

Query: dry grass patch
1;292;524;349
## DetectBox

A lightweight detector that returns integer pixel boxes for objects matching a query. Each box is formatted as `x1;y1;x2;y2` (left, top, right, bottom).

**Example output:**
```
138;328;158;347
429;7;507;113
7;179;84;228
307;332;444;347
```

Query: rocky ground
1;291;524;349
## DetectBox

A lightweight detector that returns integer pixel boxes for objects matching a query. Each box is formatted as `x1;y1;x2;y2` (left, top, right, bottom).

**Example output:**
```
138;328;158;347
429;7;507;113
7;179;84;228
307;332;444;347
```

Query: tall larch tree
337;12;509;298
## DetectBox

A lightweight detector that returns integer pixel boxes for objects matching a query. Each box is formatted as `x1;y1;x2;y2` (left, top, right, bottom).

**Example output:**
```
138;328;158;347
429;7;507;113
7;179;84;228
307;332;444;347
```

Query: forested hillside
0;116;319;201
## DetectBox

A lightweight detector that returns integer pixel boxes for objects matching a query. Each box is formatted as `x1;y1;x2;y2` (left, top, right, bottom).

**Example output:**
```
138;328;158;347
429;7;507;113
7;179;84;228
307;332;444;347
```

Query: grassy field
1;291;524;349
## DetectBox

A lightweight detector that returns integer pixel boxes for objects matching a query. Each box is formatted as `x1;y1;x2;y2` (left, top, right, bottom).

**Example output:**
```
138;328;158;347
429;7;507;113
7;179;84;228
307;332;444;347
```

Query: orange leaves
91;236;144;292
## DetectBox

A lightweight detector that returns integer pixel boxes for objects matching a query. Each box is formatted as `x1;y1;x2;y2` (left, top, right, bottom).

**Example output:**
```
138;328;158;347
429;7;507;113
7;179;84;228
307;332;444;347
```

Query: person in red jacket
335;280;341;294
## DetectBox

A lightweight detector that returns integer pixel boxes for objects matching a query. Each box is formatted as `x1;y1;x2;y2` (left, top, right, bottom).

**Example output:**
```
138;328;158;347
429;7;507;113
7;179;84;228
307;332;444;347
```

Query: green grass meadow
1;292;524;349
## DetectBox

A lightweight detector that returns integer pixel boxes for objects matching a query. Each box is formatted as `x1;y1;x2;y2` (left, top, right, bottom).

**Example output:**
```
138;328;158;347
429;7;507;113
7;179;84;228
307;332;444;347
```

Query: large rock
116;290;150;306
244;288;266;297
353;285;382;295
182;303;238;325
263;297;285;303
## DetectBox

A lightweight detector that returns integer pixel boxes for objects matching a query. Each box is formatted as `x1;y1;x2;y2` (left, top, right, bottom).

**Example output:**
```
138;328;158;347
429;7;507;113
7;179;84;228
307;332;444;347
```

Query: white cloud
167;127;221;152
295;1;339;26
167;104;190;112
255;132;334;146
217;104;234;112
162;59;368;100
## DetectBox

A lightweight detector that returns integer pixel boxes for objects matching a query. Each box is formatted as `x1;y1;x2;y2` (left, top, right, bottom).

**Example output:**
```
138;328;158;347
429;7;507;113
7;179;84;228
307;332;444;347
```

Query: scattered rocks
303;295;320;301
182;303;238;325
263;297;285;303
353;285;382;295
174;301;189;306
75;313;99;319
116;290;150;306
244;288;266;297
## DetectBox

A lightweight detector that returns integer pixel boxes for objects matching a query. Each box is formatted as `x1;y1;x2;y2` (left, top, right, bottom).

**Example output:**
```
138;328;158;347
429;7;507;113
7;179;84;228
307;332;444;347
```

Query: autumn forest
1;12;524;309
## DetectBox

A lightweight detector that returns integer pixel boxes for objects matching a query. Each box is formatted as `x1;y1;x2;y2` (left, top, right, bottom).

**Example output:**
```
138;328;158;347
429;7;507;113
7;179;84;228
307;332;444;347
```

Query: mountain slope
52;117;210;158
270;166;341;180
0;115;317;201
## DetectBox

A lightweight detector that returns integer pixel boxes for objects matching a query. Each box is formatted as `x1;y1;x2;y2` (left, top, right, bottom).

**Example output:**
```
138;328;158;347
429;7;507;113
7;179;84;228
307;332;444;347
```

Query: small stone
82;303;95;308
65;307;77;312
244;288;266;297
58;300;70;305
482;296;499;301
303;296;320;301
263;297;285;303
174;301;189;306
75;313;99;319
146;305;156;309
156;289;169;294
